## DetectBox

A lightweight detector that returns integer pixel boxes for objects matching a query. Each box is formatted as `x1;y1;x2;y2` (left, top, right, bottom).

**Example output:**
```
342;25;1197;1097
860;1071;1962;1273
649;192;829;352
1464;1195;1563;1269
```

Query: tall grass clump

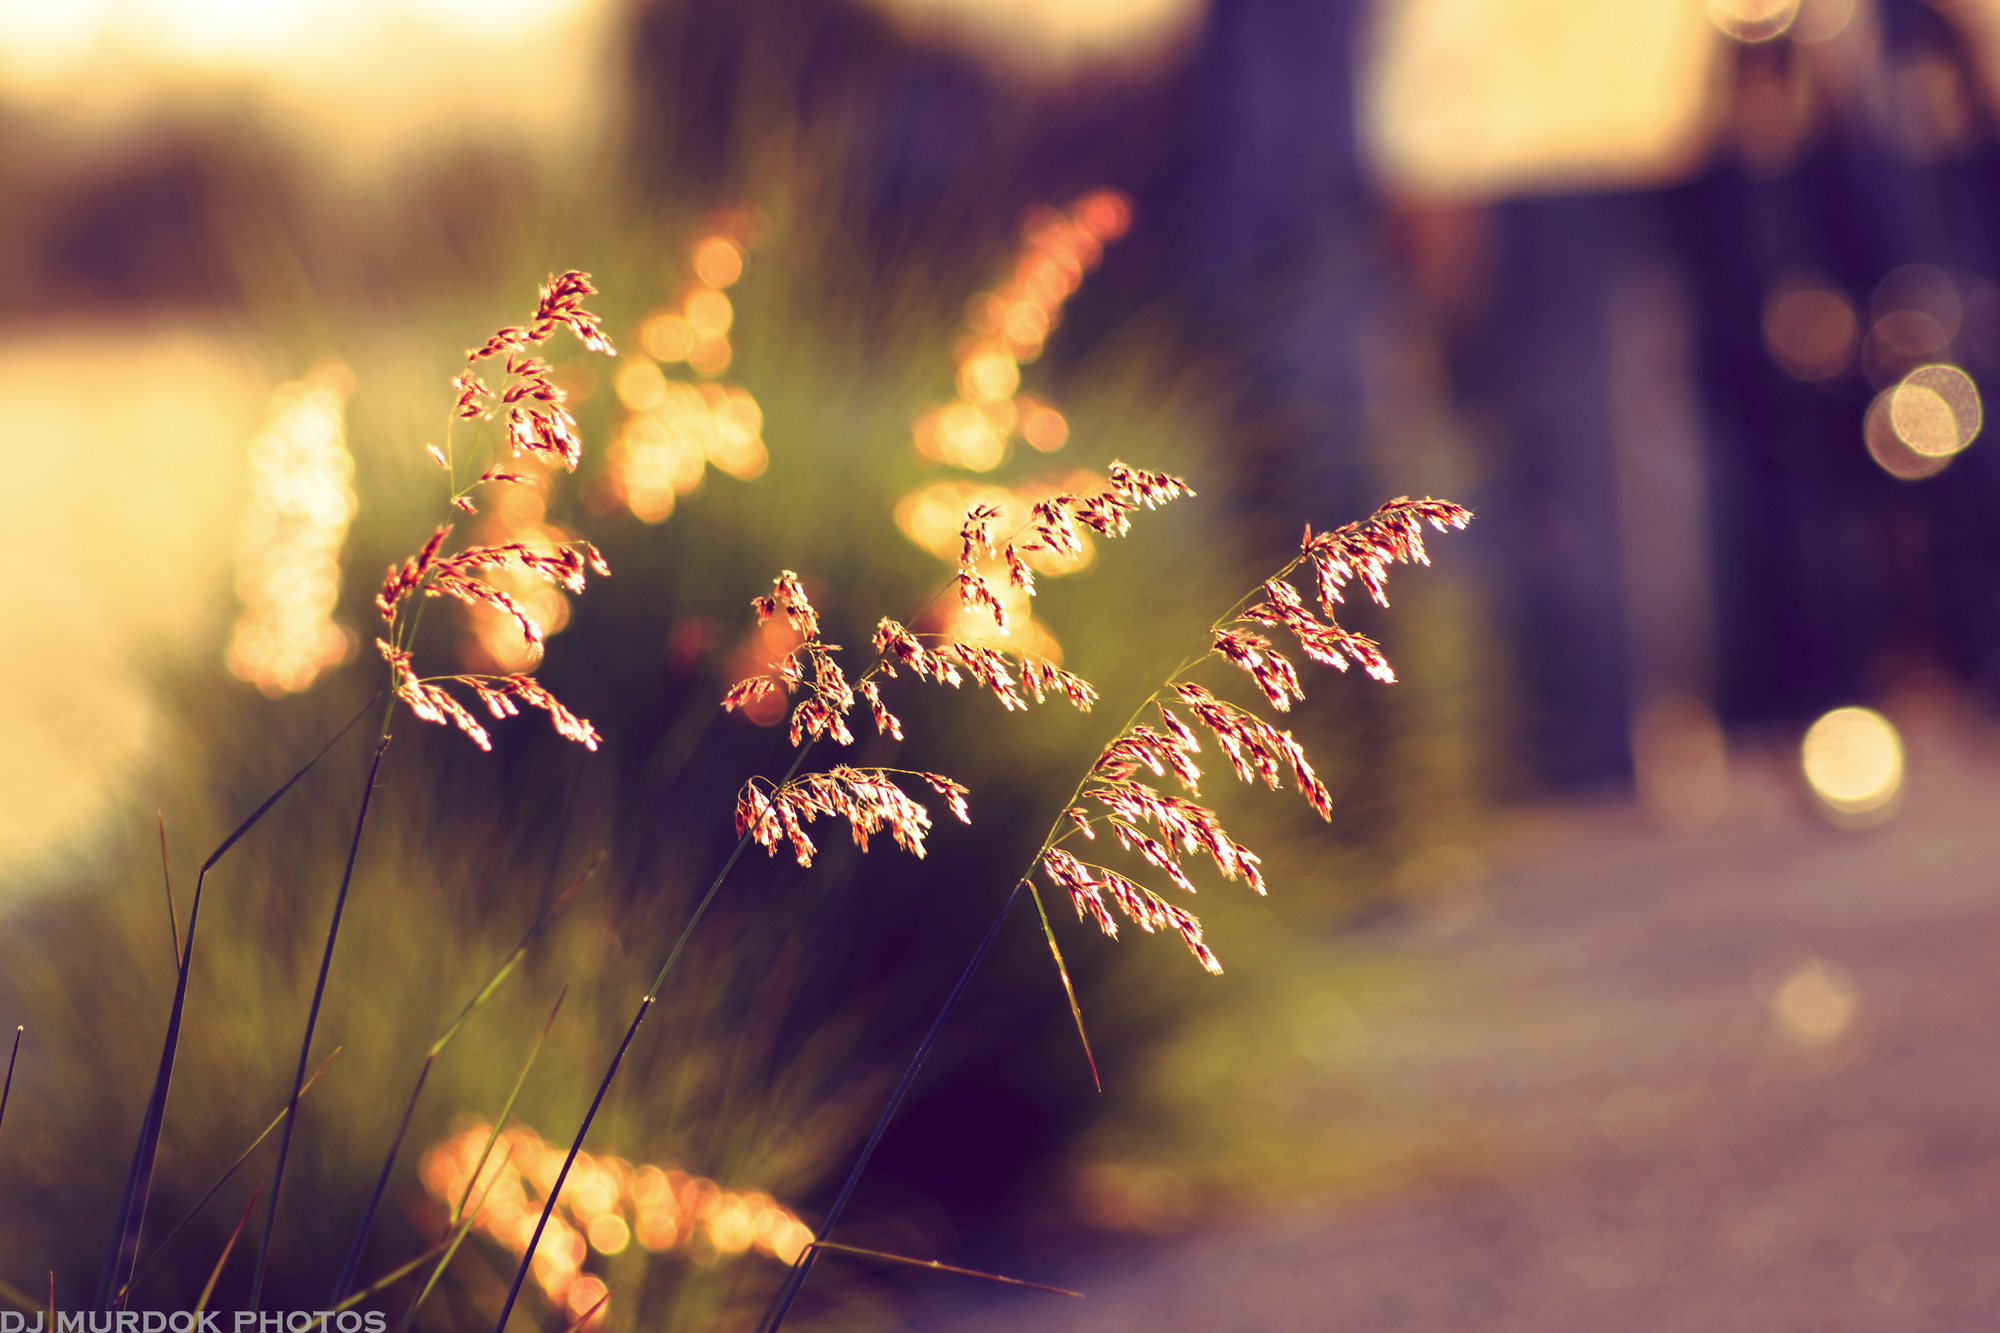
0;165;1478;1329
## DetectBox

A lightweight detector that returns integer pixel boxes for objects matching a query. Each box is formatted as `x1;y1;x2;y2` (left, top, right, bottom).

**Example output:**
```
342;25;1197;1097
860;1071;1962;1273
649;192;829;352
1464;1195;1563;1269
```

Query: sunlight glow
226;365;358;695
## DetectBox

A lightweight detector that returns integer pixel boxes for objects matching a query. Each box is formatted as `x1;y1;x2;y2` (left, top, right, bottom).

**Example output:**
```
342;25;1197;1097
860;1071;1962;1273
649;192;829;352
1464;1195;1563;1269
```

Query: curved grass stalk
487;740;818;1333
194;1184;261;1316
393;986;567;1333
755;879;1025;1333
806;1240;1082;1297
97;692;383;1311
248;733;392;1310
327;857;600;1304
117;1048;341;1303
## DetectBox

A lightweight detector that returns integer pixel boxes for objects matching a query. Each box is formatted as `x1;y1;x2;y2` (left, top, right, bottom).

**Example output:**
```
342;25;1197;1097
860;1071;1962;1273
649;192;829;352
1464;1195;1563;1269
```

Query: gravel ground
924;705;2000;1331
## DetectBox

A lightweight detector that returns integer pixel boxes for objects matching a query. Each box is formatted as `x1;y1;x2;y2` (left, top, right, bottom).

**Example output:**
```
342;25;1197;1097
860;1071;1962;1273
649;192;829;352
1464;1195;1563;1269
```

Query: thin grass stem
806;1241;1082;1297
118;1049;341;1302
488;740;817;1333
159;815;181;970
98;693;383;1310
0;1026;20;1145
328;857;599;1304
757;877;1027;1333
248;733;392;1310
332;1238;451;1314
194;1184;261;1316
556;1286;611;1333
397;988;566;1333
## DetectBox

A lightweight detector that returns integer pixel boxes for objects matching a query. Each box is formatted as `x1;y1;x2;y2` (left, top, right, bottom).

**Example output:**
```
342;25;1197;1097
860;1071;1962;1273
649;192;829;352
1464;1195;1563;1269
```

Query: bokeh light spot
1873;264;1961;339
1800;706;1903;815
1861;310;1951;385
615;359;667;411
1863;389;1950;480
1891;364;1980;457
1019;398;1069;451
640;313;694;364
685;289;734;339
1763;282;1857;381
692;236;744;288
586;1213;631;1255
1709;0;1798;43
957;347;1021;404
1770;955;1857;1046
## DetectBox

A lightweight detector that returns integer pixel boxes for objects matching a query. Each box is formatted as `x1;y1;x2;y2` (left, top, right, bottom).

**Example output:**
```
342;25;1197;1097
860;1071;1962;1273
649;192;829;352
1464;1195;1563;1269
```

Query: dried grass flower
377;272;618;750
1036;496;1471;972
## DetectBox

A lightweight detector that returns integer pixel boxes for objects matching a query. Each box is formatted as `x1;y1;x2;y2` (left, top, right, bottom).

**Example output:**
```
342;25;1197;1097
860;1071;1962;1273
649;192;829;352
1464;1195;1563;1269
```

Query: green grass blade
756;879;1028;1333
118;1048;341;1303
193;1184;261;1316
1026;883;1099;1092
249;733;391;1310
807;1241;1082;1297
98;694;382;1311
329;857;599;1304
489;741;819;1333
331;1238;450;1315
397;986;567;1333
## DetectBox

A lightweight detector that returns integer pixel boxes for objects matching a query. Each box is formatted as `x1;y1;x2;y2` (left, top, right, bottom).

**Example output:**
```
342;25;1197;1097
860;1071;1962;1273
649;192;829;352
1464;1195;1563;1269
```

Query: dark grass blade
328;857;600;1304
249;733;391;1310
193;1184;261;1316
0;1026;20;1144
488;742;817;1333
98;694;382;1310
398;989;567;1333
807;1241;1082;1297
118;1048;341;1303
489;994;648;1333
756;878;1027;1333
160;814;181;970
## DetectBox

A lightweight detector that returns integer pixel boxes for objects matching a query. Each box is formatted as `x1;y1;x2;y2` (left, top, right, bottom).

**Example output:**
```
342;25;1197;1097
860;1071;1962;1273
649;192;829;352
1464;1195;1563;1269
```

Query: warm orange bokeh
419;1120;815;1320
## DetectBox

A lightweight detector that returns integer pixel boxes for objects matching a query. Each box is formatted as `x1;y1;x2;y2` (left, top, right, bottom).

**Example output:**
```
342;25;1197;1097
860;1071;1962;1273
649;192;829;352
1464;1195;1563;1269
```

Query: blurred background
4;0;2000;1326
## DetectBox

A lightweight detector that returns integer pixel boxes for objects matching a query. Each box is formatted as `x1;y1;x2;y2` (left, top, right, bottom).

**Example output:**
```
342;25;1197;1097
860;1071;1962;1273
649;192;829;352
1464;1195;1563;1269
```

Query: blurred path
930;704;2000;1331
